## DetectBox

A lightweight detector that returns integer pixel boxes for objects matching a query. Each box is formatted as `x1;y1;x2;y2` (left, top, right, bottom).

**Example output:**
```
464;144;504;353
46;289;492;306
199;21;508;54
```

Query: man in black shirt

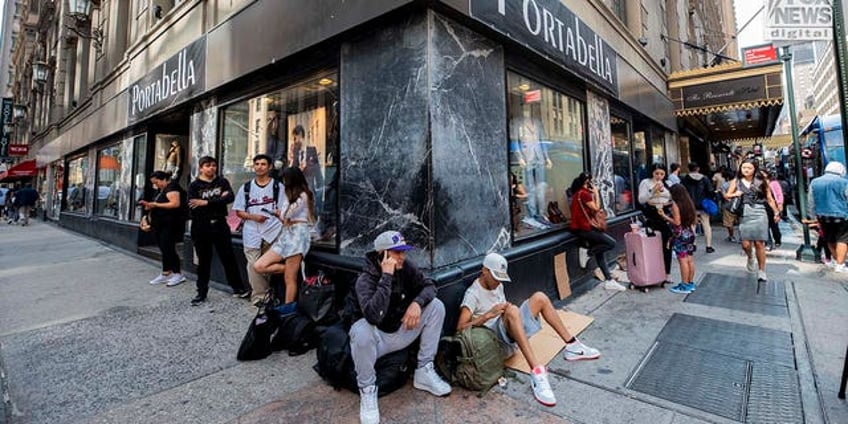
188;156;249;305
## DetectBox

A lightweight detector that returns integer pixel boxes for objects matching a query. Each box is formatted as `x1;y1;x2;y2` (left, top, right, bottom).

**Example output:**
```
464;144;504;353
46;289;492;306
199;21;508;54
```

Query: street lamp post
832;0;848;166
781;46;818;262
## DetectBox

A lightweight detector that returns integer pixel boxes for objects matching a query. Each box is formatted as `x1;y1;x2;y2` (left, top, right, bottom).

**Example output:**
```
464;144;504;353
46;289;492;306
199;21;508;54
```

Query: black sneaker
706;246;715;253
190;295;207;306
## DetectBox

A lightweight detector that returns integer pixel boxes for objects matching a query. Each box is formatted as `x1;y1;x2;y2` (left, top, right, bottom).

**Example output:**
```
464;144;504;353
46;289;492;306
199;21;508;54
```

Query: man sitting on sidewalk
349;231;451;424
456;253;600;407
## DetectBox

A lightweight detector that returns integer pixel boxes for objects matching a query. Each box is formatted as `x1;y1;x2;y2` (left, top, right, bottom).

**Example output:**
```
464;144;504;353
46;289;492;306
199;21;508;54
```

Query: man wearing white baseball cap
456;252;600;407
349;230;451;424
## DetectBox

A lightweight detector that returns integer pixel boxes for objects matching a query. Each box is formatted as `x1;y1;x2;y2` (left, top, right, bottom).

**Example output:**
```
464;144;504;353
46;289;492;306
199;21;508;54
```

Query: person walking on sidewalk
760;169;783;250
668;163;682;186
233;154;286;306
188;156;250;305
682;162;715;253
568;172;626;291
254;166;314;314
456;253;600;407
349;231;451;424
14;183;39;226
725;159;780;282
659;185;698;293
719;169;738;243
638;163;674;285
808;161;848;273
140;171;187;287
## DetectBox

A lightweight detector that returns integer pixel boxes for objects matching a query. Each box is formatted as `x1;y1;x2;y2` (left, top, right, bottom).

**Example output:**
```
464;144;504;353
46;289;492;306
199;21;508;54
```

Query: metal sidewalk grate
628;342;749;421
685;273;788;316
629;314;802;422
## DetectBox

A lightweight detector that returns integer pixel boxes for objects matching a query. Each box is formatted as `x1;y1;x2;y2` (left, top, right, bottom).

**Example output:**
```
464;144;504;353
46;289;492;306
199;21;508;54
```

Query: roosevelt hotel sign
128;37;206;123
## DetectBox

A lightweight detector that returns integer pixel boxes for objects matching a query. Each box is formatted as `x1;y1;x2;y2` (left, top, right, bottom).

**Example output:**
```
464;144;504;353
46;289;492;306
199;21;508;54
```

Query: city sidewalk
0;220;846;424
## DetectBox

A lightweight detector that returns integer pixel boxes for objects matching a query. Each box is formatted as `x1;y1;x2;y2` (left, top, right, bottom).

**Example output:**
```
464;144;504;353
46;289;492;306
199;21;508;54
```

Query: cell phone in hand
260;208;276;216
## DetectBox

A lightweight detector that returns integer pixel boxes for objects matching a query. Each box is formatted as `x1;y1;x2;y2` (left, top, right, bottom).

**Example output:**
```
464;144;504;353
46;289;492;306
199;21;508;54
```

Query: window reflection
507;72;585;240
96;144;124;217
611;116;633;213
66;156;89;214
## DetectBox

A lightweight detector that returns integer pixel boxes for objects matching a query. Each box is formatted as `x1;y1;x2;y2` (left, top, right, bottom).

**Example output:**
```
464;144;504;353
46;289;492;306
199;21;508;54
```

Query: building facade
9;0;734;302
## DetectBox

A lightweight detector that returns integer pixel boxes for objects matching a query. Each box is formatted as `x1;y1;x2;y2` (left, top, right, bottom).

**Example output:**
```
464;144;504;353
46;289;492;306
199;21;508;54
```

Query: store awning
0;160;37;181
669;63;784;140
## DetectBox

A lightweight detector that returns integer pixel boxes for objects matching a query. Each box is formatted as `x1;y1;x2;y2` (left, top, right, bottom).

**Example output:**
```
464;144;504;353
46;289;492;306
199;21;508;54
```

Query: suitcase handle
631;252;637;268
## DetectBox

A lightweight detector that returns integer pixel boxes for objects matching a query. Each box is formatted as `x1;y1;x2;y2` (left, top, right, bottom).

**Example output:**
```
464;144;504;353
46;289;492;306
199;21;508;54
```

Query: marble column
429;12;509;267
190;97;218;179
118;137;134;221
587;91;615;216
339;14;432;264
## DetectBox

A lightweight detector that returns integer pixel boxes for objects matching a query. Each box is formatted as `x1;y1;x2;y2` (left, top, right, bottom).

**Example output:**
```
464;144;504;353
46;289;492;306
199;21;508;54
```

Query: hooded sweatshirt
682;172;714;210
353;251;436;333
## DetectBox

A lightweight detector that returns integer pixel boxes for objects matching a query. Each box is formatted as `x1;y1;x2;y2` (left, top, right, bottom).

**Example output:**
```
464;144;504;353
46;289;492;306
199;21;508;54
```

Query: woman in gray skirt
724;159;780;282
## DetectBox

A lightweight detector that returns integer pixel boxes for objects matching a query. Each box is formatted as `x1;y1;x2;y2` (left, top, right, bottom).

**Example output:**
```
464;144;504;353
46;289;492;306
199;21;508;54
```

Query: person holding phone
233;154;286;306
349;231;451;424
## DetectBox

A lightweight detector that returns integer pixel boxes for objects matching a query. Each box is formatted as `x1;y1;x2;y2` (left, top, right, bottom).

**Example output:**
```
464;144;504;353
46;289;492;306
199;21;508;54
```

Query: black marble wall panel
429;12;509;267
339;14;433;265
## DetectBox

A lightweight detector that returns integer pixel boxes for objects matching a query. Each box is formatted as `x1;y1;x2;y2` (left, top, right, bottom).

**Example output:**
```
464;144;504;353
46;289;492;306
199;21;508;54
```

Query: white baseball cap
483;252;511;282
373;230;414;252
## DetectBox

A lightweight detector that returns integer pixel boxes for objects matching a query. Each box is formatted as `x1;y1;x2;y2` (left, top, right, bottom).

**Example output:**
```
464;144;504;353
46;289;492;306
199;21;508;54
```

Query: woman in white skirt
724;159;780;282
254;166;315;311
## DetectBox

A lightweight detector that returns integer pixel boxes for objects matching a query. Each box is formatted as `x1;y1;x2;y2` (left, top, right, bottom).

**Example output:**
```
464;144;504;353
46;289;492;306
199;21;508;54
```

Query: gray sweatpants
349;298;445;388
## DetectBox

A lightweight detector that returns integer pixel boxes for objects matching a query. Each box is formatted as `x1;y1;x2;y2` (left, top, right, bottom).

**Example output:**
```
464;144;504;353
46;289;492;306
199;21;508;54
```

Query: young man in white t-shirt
456;253;600;407
233;154;286;306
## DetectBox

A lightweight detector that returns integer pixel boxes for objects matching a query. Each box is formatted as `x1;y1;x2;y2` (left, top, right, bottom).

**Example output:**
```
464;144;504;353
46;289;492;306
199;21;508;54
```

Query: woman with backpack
658;185;698;294
254;166;315;314
724;159;780;282
569;172;626;291
140;171;187;287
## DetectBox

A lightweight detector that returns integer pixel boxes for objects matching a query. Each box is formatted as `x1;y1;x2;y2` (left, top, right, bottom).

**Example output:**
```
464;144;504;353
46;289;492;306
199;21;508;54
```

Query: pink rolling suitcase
624;232;666;292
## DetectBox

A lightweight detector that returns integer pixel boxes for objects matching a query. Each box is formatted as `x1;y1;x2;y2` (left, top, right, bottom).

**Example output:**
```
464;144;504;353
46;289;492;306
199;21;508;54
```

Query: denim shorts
491;300;542;357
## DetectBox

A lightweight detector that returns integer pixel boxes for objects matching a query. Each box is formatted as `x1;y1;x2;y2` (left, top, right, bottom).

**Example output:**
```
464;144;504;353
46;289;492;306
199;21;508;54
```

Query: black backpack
271;312;317;356
313;323;413;397
243;179;280;210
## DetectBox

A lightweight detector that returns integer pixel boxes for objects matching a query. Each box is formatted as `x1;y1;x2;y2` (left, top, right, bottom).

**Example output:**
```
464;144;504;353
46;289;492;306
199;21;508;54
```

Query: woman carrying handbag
637;163;674;285
724;159;780;282
569;172;626;291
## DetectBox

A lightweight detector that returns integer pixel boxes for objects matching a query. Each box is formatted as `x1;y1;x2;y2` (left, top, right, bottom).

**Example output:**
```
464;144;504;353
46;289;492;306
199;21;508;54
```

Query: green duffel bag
436;326;505;395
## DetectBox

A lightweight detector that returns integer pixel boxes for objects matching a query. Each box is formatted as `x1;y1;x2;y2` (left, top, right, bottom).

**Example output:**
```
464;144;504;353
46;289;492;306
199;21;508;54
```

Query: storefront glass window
507;72;585;239
220;72;339;246
96;144;124;217
651;129;666;165
66;156;89;214
132;134;148;221
611;116;633;213
154;135;188;188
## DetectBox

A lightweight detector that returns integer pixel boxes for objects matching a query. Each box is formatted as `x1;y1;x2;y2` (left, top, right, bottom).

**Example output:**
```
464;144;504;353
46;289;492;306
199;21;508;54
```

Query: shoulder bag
578;194;607;231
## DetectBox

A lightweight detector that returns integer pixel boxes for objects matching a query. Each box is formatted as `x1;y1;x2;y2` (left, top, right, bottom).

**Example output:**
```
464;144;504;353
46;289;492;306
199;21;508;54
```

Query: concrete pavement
0;219;845;423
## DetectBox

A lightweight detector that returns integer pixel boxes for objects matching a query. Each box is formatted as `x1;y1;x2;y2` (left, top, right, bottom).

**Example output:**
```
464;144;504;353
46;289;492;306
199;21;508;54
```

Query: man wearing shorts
809;161;848;274
456;253;600;407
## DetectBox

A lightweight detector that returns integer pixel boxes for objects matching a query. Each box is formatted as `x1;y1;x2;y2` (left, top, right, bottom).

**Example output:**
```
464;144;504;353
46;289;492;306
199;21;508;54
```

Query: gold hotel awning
669;63;784;140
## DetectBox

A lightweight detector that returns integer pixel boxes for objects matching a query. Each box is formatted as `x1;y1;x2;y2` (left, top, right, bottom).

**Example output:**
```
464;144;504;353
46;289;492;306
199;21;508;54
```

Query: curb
0;342;10;424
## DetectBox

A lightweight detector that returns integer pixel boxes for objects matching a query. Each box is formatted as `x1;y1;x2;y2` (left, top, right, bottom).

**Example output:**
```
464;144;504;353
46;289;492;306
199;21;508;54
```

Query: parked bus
799;114;846;177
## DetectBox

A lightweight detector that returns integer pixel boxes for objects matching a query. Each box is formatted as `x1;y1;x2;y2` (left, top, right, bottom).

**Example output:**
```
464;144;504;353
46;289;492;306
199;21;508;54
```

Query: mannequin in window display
265;111;285;175
165;139;184;180
514;115;552;229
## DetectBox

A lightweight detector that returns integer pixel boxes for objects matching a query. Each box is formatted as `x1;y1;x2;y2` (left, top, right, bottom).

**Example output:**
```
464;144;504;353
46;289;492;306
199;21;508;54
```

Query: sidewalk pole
780;46;817;262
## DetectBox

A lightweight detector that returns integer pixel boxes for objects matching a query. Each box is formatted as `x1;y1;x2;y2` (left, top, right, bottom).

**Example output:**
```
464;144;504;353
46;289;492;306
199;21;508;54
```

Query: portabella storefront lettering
128;37;206;122
470;0;619;95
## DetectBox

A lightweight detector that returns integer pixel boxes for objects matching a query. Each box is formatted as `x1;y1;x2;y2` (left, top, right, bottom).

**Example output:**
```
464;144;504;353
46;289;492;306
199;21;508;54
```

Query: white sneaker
149;274;170;285
826;260;837;270
604;279;627;291
413;362;452;396
166;273;186;287
746;254;757;273
564;339;601;361
578;248;589;268
834;263;848;274
530;366;556;407
757;271;768;282
359;385;379;424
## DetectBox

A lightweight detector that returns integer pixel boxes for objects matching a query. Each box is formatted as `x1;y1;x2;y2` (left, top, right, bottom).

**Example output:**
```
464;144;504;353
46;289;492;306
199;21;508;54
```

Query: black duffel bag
271;311;318;356
236;308;279;361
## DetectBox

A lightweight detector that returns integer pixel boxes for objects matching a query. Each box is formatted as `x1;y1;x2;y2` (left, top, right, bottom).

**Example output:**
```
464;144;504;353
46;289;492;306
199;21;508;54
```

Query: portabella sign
128;37;206;122
470;0;618;95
